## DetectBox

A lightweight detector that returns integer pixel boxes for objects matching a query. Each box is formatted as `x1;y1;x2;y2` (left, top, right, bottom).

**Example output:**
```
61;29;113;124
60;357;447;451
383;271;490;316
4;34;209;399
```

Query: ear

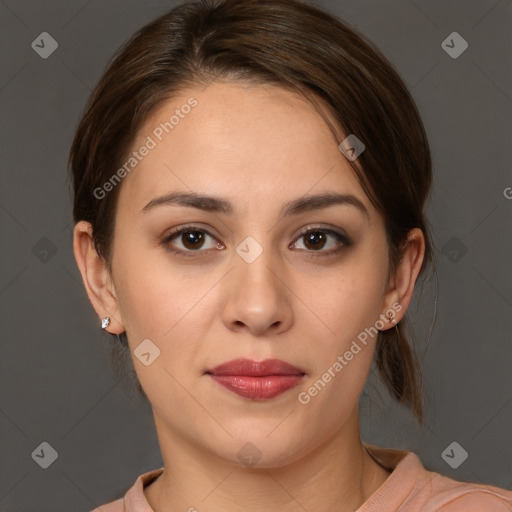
73;220;125;334
380;228;425;329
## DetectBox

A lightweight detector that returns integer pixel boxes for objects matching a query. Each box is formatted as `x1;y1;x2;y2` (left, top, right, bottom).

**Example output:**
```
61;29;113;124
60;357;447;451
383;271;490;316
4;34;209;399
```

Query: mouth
205;358;306;400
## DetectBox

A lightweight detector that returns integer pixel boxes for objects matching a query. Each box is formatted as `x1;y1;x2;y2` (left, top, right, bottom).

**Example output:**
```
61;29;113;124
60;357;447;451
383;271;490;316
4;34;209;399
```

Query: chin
209;429;310;469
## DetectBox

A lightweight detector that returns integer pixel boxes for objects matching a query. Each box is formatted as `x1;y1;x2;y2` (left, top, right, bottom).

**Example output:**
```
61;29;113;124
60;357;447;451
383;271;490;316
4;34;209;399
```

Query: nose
221;241;294;337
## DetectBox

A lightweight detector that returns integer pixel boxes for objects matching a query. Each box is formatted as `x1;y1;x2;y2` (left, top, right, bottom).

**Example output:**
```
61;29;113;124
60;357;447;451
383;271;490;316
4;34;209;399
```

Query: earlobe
381;228;425;328
73;220;125;334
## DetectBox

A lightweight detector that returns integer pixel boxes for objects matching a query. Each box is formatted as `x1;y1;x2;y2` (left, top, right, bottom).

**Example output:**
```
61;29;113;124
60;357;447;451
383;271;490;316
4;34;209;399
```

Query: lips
206;358;306;400
207;358;305;377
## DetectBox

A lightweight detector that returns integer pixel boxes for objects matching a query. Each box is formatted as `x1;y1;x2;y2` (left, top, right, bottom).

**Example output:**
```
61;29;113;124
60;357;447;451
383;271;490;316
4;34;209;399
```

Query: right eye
161;226;225;257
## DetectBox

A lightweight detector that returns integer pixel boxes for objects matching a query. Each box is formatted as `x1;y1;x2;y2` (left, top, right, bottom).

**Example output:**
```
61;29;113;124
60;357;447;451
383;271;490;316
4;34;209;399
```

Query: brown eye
180;230;206;250
291;227;351;254
162;227;223;256
303;231;328;250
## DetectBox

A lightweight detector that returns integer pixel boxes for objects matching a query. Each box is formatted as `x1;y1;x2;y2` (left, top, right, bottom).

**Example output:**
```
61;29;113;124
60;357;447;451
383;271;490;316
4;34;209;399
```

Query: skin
74;81;425;512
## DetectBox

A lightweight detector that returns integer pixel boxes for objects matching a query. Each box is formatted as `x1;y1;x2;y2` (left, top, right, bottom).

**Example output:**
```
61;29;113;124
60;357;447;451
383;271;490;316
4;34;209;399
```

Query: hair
68;0;436;425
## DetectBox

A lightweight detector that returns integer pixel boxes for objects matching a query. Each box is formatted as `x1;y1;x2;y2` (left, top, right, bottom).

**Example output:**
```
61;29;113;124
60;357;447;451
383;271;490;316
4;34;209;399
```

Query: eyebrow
141;191;369;219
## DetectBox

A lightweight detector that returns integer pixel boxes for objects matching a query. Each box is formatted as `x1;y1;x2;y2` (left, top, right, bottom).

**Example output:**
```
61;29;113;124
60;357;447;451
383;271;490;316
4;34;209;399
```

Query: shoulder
416;471;512;511
90;497;124;512
362;444;512;512
433;489;512;511
88;467;164;512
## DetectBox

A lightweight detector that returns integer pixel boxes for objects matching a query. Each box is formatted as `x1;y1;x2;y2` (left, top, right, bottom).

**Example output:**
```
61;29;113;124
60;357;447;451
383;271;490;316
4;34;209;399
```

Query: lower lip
208;374;305;400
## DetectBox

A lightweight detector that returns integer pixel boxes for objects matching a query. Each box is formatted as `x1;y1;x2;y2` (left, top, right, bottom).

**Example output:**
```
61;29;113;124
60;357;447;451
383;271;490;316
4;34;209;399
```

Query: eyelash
161;224;352;259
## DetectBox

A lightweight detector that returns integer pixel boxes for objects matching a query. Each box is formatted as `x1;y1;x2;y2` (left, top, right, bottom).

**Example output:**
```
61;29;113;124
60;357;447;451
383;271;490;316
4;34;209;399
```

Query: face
99;81;401;467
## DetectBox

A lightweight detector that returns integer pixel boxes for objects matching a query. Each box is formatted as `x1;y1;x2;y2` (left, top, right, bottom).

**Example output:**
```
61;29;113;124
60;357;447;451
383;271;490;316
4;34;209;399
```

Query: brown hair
69;0;436;424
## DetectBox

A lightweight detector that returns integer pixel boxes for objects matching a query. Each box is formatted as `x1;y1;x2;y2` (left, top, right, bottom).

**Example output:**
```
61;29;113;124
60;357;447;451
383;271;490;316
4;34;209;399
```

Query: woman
69;0;512;510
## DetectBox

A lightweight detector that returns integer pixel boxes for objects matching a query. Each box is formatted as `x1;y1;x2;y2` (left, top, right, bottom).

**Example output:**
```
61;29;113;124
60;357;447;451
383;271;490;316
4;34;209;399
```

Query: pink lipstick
206;358;306;400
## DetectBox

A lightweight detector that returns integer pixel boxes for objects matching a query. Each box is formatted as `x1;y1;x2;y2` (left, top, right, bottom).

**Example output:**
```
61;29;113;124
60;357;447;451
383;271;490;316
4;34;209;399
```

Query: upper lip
206;358;306;376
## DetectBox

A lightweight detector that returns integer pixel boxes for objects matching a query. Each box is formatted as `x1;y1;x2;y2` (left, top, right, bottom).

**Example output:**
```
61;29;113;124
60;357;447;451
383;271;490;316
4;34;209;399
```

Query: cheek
294;261;386;424
304;256;387;345
112;251;208;401
113;246;219;381
113;243;198;335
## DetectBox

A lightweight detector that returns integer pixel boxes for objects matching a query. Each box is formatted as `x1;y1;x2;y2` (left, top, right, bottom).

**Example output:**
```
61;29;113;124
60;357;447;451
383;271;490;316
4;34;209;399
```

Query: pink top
91;444;512;511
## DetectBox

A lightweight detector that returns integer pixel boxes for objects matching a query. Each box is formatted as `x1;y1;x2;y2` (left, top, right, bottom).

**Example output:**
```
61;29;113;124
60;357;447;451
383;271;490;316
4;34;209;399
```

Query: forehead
117;81;376;220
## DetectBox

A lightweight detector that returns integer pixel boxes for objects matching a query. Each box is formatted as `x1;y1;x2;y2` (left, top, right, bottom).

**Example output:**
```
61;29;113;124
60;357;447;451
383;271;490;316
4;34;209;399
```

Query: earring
101;317;111;329
388;312;397;324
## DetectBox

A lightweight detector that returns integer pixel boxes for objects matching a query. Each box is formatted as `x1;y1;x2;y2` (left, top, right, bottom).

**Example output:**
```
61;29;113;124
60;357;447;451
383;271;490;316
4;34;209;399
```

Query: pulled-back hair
69;0;436;424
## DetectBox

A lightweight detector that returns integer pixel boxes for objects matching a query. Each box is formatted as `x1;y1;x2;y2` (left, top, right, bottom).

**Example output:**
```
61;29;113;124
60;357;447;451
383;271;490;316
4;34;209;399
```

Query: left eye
291;228;349;253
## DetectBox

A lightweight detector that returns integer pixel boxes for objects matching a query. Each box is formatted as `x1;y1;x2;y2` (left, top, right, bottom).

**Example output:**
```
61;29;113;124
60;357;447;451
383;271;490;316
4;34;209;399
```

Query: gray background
0;0;511;510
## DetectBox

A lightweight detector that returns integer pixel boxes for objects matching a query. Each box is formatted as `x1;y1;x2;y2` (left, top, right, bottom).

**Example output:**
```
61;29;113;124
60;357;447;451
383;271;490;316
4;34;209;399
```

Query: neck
144;408;391;512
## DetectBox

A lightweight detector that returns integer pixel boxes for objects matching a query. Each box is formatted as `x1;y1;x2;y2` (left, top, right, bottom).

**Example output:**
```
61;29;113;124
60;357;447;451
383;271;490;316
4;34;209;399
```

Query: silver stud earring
101;317;111;329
